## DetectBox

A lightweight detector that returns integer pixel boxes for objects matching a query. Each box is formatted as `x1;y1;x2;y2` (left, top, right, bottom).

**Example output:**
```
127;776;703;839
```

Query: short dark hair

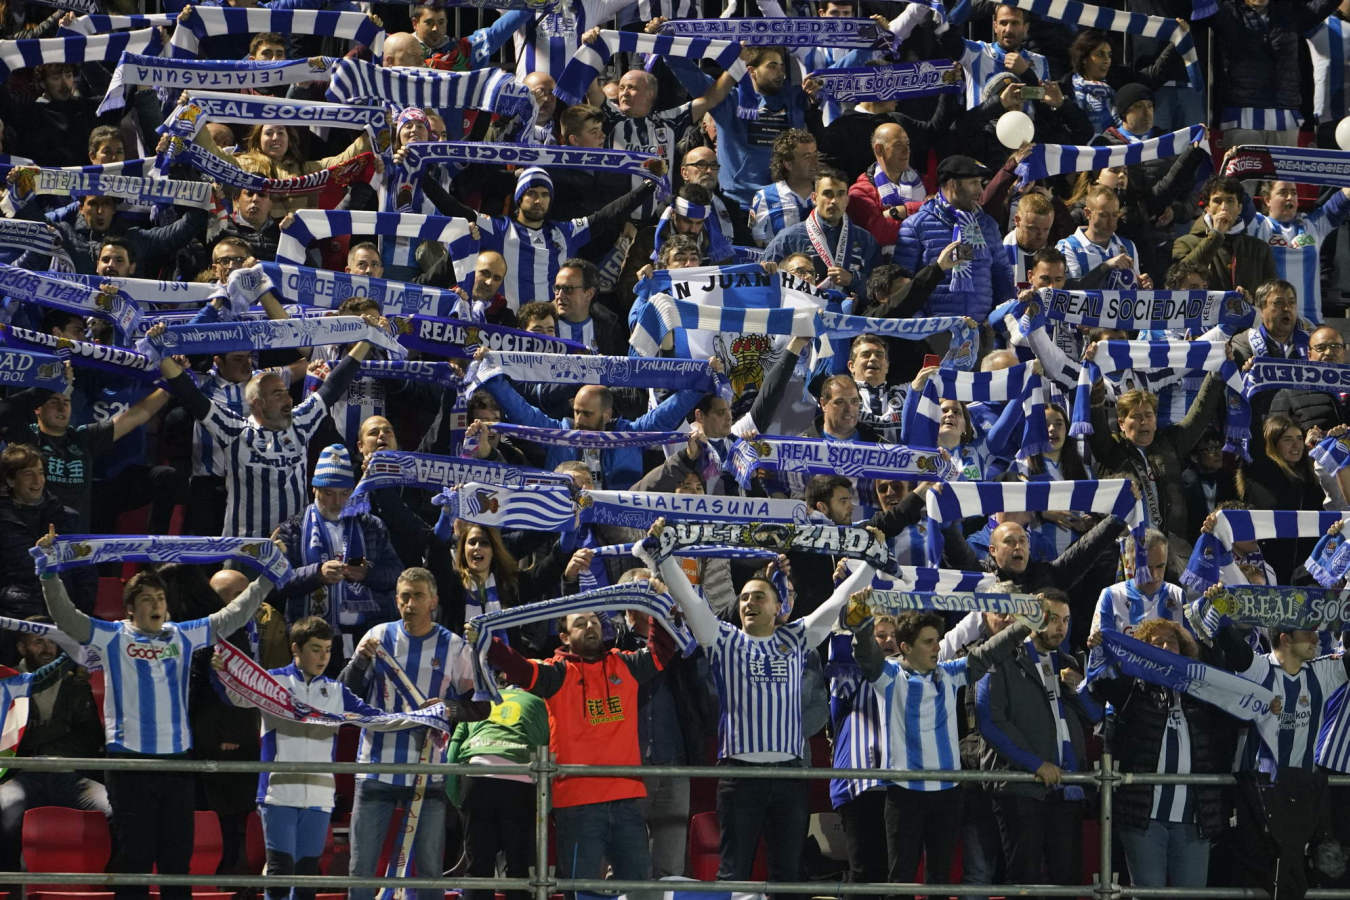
123;571;168;609
249;32;285;55
290;615;334;647
658;234;702;267
895;611;945;648
676;182;713;207
467;389;501;419
87;126;122;154
1030;247;1066;269
0;444;43;488
99;236;136;264
806;473;852;509
818;373;858;403
517;301;556;328
558;257;598;292
1164;260;1207;289
1200;175;1245;205
815;166;848;189
866;263;912;302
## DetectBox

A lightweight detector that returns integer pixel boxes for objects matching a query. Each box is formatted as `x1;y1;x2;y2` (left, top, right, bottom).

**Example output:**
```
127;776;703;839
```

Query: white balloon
1336;117;1350;152
996;111;1035;150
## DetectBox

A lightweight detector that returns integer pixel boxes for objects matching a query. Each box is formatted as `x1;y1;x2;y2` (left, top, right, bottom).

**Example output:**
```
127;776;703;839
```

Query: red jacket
847;172;925;248
489;634;672;808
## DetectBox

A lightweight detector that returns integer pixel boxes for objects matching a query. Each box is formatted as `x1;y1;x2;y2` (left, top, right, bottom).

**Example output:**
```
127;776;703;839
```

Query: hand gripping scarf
101;53;339;114
258;262;467;319
468;582;697;701
162;140;373;199
275;210;475;272
0;263;140;337
0;324;157;382
817;310;979;371
1184;510;1350;591
143;316;407;362
1201;584;1350;631
554;30;754;119
0;345;69;392
1223;145;1350;190
1031;287;1250;333
1015;125;1207;188
924;478;1142;564
325;58;534;134
466;350;727;398
729;436;956;489
392;314;587;357
863;587;1046;627
31;535;292;586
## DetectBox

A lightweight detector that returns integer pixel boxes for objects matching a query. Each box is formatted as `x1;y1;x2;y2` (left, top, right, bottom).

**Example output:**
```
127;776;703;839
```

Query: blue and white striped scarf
1223;145;1350;190
0;324;157;382
1244;358;1350;399
433;481;578;533
467;351;727;397
0;220;74;272
348;450;572;516
1015;125;1207;188
159;91;389;143
352;360;459;390
1029;288;1250;333
817;310;979;371
661;16;889;48
276;209;475;270
878;564;997;593
300;504;376;618
0;26;162;82
0;346;68;392
809;60;963;104
911;363;1050;458
0;264;140;336
392;141;669;209
392;313;587;358
50;273;216;306
866;588;1045;626
101;53;337;114
554;30;753;118
258;262;464;319
60;13;176;35
170;7;384;60
488;422;688;449
1307;524;1350;587
468;583;697;701
31;535;292;585
730;436;956;488
1088;629;1280;757
145;316;407;361
403;0;563;10
1072;340;1245;444
996;0;1202;92
630;294;819;359
325;58;533;128
651;520;894;574
19;164;211;210
924;478;1141;564
1185;510;1348;590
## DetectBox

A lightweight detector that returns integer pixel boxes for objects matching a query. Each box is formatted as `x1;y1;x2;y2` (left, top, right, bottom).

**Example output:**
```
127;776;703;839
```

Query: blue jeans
259;805;330;900
553;799;655;900
348;778;448;900
1119;819;1211;888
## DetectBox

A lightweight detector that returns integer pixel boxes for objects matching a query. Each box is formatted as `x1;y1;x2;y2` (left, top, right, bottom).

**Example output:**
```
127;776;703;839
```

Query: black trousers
838;788;888;900
716;759;809;894
1234;768;1331;900
106;768;196;900
187;475;227;538
991;792;1085;900
462;777;537;900
884;785;963;898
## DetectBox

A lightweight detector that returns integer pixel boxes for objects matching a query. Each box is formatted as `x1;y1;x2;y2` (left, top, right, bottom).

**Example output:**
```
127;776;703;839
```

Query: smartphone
346;557;367;567
1020;85;1045;100
922;354;941;369
955;243;976;261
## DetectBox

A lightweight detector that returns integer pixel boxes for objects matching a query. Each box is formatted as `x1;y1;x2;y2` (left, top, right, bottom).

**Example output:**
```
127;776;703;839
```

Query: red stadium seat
21;806;111;885
94;578;124;621
190;810;224;877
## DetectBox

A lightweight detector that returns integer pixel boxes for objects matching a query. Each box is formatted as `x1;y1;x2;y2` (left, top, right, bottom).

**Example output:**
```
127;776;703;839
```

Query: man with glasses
1270;325;1350;430
679;147;753;246
551;258;622;355
208;237;253;285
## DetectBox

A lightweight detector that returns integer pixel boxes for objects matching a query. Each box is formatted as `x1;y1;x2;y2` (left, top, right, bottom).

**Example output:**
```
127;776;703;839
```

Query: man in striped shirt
1056;185;1147;289
157;321;384;537
749;130;818;246
644;530;876;891
941;4;1050;112
1240;178;1350;322
848;589;1032;891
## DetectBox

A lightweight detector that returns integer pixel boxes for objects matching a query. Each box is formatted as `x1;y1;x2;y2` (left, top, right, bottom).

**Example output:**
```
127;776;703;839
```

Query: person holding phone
270;444;403;676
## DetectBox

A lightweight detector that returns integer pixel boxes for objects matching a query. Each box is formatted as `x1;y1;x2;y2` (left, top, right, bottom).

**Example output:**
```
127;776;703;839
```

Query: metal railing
7;751;1350;900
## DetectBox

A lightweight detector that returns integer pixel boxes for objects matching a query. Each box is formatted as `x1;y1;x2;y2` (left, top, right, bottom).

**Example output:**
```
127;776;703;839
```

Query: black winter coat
1210;0;1340;112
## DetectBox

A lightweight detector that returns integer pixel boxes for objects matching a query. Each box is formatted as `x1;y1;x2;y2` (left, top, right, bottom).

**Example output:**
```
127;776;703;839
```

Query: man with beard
479;607;678;900
679;146;754;246
763;168;879;296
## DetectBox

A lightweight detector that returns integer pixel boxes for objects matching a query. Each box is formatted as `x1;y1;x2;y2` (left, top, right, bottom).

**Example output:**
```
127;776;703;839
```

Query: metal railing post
531;744;555;900
1096;751;1120;900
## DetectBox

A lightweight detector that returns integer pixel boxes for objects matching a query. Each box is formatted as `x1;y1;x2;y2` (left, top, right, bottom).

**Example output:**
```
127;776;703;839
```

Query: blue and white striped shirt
872;656;970;791
1307;16;1350;124
749;181;813;246
1237;653;1347;772
195;366;293;478
354;621;477;787
474;213;590;310
1056;227;1137;282
89;616;213;755
827;633;886;808
1151;696;1194;823
1091;580;1187;636
708;619;810;761
958;40;1049;112
1243;195;1350;324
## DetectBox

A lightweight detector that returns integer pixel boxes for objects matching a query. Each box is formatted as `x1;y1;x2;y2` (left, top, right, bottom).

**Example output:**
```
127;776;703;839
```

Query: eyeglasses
683;161;720;171
785;267;815;278
553;284;584;295
1314;342;1347;352
213;255;249;266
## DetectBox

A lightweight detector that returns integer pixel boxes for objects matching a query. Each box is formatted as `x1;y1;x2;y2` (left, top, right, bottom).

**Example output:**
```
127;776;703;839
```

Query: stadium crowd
8;0;1350;899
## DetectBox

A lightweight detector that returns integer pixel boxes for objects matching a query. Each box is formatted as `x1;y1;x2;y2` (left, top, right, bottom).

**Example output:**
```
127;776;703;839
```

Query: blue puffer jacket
894;200;1015;320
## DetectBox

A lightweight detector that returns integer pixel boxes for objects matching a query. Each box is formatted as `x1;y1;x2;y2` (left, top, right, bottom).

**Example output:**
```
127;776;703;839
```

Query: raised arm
802;561;876;647
648;545;721;648
206;574;273;639
40;568;94;644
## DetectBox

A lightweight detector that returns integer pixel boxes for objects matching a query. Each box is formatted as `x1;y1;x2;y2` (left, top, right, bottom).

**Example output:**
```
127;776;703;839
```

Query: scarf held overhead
730;436;956;488
0;264;140;336
170;7;384;59
101;53;338;114
347;450;572;515
1015;125;1207;188
0;26;163;82
650;521;894;574
660;16;890;48
31;536;292;585
1223;145;1350;190
808;61;963;103
147;317;407;361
